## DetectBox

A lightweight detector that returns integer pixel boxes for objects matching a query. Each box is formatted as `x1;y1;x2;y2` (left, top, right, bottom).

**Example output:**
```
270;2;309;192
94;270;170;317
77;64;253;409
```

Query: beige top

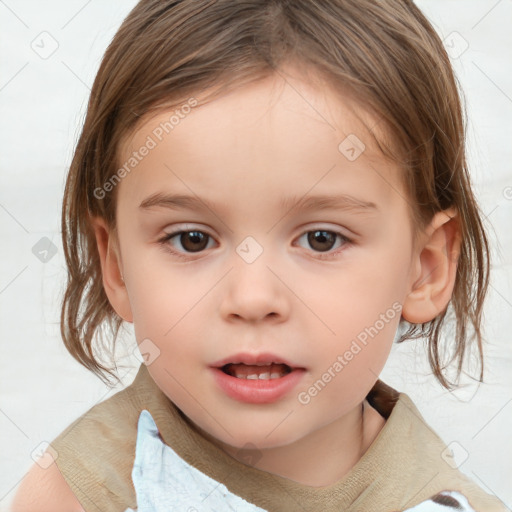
50;364;506;512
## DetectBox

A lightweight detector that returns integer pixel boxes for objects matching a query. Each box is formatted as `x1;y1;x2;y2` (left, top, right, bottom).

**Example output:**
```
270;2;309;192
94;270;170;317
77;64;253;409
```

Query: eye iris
308;230;336;252
181;231;208;252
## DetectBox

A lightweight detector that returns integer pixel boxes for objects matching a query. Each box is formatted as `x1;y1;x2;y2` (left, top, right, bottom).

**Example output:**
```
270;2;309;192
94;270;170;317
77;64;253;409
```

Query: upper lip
210;352;303;369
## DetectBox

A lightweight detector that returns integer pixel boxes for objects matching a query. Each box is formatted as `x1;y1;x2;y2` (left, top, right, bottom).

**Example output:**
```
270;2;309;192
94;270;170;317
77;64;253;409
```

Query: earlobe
90;216;133;323
402;209;461;324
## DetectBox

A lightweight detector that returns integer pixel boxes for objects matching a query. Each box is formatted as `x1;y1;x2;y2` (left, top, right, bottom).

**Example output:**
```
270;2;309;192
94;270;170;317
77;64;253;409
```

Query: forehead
122;70;393;162
115;71;406;216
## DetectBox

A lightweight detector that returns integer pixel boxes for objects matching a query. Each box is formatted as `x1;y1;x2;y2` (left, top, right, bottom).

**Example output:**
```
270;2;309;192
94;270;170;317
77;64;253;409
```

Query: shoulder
12;366;156;512
35;368;152;509
10;461;85;512
45;382;142;509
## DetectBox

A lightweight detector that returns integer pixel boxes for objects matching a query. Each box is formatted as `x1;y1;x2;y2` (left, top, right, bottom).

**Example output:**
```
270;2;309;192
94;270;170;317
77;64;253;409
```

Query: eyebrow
139;192;378;214
279;193;378;214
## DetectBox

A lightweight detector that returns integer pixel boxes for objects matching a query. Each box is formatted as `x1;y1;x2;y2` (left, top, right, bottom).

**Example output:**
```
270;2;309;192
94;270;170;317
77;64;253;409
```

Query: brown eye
162;230;214;254
296;229;350;257
307;230;337;252
178;231;209;252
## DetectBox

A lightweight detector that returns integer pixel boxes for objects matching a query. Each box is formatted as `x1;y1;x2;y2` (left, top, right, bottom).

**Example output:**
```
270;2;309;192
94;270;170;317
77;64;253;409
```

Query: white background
0;0;511;509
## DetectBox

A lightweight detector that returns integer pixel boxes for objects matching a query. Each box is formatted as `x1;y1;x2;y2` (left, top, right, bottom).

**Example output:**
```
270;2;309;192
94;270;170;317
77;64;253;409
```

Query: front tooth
258;372;270;380
246;374;259;380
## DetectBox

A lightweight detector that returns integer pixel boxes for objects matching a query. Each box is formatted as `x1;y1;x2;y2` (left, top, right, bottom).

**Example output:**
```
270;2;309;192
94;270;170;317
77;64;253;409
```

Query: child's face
113;70;418;451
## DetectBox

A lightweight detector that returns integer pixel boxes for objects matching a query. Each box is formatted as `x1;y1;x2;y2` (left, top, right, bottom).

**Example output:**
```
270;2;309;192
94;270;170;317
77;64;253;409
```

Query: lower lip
211;367;305;404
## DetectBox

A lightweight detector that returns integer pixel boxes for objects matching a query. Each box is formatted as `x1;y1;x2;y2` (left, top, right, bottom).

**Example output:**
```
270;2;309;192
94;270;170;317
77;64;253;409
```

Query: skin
90;67;460;487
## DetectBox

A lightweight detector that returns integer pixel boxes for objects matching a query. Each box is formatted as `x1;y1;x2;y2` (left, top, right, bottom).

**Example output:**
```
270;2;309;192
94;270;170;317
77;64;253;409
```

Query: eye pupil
308;230;336;252
181;231;208;252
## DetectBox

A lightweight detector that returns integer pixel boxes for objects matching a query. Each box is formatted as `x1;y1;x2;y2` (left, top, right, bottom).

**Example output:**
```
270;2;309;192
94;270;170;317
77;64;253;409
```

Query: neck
213;400;385;488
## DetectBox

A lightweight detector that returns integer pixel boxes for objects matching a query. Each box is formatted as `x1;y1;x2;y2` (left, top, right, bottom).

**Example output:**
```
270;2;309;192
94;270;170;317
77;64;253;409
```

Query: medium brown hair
61;0;490;389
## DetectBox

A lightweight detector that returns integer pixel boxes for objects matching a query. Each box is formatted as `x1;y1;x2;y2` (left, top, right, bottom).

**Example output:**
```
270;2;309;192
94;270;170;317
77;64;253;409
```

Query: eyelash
157;227;353;261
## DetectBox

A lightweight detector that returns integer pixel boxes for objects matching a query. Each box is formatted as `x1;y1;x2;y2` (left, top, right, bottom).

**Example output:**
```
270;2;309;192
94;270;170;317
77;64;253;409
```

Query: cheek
124;243;191;320
308;230;410;391
324;245;408;332
124;253;228;384
347;222;412;305
302;305;400;419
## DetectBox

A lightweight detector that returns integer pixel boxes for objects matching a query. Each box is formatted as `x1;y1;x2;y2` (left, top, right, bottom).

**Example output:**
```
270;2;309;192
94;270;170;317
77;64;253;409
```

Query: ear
402;208;461;324
90;216;133;323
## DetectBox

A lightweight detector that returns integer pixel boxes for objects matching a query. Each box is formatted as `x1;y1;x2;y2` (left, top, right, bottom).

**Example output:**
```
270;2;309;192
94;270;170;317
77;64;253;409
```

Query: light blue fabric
124;410;476;512
402;491;476;512
124;409;267;512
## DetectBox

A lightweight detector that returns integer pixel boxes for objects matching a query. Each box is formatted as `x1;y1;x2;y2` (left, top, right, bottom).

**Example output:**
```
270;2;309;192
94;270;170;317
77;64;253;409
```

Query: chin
210;421;306;452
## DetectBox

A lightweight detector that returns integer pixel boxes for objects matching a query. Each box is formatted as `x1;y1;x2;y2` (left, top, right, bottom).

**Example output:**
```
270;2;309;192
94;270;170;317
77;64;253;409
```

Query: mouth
210;353;306;404
220;362;293;380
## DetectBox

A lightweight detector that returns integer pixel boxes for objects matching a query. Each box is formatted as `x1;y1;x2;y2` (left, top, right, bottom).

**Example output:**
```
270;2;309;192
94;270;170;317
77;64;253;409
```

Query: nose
219;250;290;324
